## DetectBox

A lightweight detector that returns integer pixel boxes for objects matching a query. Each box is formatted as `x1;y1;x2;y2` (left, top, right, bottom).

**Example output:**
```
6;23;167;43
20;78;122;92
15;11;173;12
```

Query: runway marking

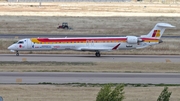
165;59;171;63
16;78;22;83
22;58;27;61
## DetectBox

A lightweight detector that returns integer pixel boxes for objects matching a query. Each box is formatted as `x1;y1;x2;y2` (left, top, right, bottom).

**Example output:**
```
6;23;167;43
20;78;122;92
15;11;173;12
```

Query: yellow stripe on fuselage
144;40;159;42
31;38;40;43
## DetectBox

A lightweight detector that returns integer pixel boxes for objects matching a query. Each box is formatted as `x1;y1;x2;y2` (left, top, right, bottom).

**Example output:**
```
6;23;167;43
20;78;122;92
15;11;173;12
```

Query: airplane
8;23;175;57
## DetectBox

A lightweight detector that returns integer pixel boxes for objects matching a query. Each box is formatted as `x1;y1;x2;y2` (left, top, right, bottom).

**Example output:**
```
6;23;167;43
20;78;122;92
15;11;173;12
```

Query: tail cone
159;39;163;43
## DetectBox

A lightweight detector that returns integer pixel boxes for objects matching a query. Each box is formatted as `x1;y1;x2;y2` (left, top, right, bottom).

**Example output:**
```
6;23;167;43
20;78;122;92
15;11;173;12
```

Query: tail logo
152;30;160;37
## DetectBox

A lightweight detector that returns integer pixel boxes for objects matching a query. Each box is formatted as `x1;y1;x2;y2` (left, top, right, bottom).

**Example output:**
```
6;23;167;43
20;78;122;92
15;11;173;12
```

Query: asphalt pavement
0;72;179;84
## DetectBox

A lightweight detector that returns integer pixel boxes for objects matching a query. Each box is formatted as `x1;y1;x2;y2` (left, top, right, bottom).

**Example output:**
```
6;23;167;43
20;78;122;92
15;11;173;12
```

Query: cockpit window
18;41;24;44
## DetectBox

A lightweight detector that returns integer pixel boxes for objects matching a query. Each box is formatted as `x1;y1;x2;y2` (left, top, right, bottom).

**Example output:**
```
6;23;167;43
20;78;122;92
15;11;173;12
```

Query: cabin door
26;39;32;49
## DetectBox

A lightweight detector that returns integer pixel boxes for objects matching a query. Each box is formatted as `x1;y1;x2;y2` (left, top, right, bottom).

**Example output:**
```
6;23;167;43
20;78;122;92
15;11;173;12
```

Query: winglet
112;44;120;50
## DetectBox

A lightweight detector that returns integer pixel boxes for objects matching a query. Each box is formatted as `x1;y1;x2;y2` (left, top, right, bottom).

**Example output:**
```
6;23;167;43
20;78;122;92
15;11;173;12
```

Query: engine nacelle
126;36;138;44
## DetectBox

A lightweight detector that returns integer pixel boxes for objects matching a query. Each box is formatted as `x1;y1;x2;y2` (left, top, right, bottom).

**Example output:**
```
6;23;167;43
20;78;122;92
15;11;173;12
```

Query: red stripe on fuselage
141;38;159;40
37;38;127;42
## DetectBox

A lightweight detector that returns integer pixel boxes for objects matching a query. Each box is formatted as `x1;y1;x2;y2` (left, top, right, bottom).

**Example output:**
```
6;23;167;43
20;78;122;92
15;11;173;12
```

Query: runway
0;72;179;84
0;54;180;62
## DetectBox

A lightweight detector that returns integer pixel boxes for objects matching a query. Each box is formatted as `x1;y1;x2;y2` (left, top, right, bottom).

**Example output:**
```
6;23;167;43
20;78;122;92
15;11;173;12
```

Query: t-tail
141;23;175;39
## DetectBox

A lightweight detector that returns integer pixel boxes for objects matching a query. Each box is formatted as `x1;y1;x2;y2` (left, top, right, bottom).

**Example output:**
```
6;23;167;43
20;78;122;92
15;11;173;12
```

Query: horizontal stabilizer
156;23;175;28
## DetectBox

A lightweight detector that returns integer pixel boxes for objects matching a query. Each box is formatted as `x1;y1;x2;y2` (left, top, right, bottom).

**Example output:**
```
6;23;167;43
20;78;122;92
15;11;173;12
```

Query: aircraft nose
8;45;15;50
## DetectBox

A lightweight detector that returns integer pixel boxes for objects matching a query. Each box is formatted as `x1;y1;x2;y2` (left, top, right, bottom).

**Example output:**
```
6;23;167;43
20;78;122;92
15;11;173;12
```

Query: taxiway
0;54;179;62
0;72;179;84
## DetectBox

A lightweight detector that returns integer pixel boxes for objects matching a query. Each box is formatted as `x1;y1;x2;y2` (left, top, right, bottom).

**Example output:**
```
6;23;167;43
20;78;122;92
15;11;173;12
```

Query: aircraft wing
80;47;112;51
80;43;120;51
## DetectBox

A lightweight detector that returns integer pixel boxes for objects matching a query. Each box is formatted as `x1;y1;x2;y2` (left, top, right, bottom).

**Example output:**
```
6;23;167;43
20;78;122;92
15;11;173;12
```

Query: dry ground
1;2;180;13
0;85;180;101
0;61;180;72
0;3;179;35
1;38;180;55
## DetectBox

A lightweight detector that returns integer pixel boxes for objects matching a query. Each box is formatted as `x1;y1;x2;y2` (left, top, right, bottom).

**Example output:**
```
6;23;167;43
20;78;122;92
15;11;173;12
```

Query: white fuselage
8;37;159;52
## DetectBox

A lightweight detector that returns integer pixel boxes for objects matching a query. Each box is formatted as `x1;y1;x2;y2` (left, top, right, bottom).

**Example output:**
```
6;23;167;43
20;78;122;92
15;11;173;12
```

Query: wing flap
80;47;111;51
80;43;121;51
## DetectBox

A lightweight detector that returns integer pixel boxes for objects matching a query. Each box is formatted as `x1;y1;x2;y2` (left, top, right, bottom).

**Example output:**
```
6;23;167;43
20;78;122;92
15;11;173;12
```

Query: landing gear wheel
95;52;101;57
16;51;19;56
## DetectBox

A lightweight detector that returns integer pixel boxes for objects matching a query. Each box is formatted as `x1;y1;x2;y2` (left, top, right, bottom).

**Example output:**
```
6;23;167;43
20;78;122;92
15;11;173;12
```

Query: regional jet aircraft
8;23;175;57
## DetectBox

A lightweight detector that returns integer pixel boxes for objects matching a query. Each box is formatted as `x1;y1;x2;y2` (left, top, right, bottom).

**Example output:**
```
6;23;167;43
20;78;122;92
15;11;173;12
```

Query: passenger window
18;41;24;44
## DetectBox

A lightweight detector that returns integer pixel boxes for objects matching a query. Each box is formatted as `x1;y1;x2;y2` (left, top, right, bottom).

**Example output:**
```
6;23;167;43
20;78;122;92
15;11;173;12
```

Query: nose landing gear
95;51;101;57
16;51;19;56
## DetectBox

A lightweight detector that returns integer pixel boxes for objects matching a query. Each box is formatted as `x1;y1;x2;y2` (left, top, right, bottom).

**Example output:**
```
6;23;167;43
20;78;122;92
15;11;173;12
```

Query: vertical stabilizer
141;23;175;39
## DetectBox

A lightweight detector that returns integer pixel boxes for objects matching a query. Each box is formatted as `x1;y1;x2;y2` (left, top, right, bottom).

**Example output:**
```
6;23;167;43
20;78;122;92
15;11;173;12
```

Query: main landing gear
16;51;19;56
95;51;101;57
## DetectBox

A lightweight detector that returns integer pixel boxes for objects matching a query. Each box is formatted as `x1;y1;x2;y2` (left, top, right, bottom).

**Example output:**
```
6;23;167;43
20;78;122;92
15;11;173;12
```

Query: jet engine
126;36;138;44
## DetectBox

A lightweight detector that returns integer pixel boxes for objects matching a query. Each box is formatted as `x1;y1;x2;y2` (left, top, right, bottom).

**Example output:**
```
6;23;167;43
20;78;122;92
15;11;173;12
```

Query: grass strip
0;61;95;66
37;82;180;87
0;61;180;73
